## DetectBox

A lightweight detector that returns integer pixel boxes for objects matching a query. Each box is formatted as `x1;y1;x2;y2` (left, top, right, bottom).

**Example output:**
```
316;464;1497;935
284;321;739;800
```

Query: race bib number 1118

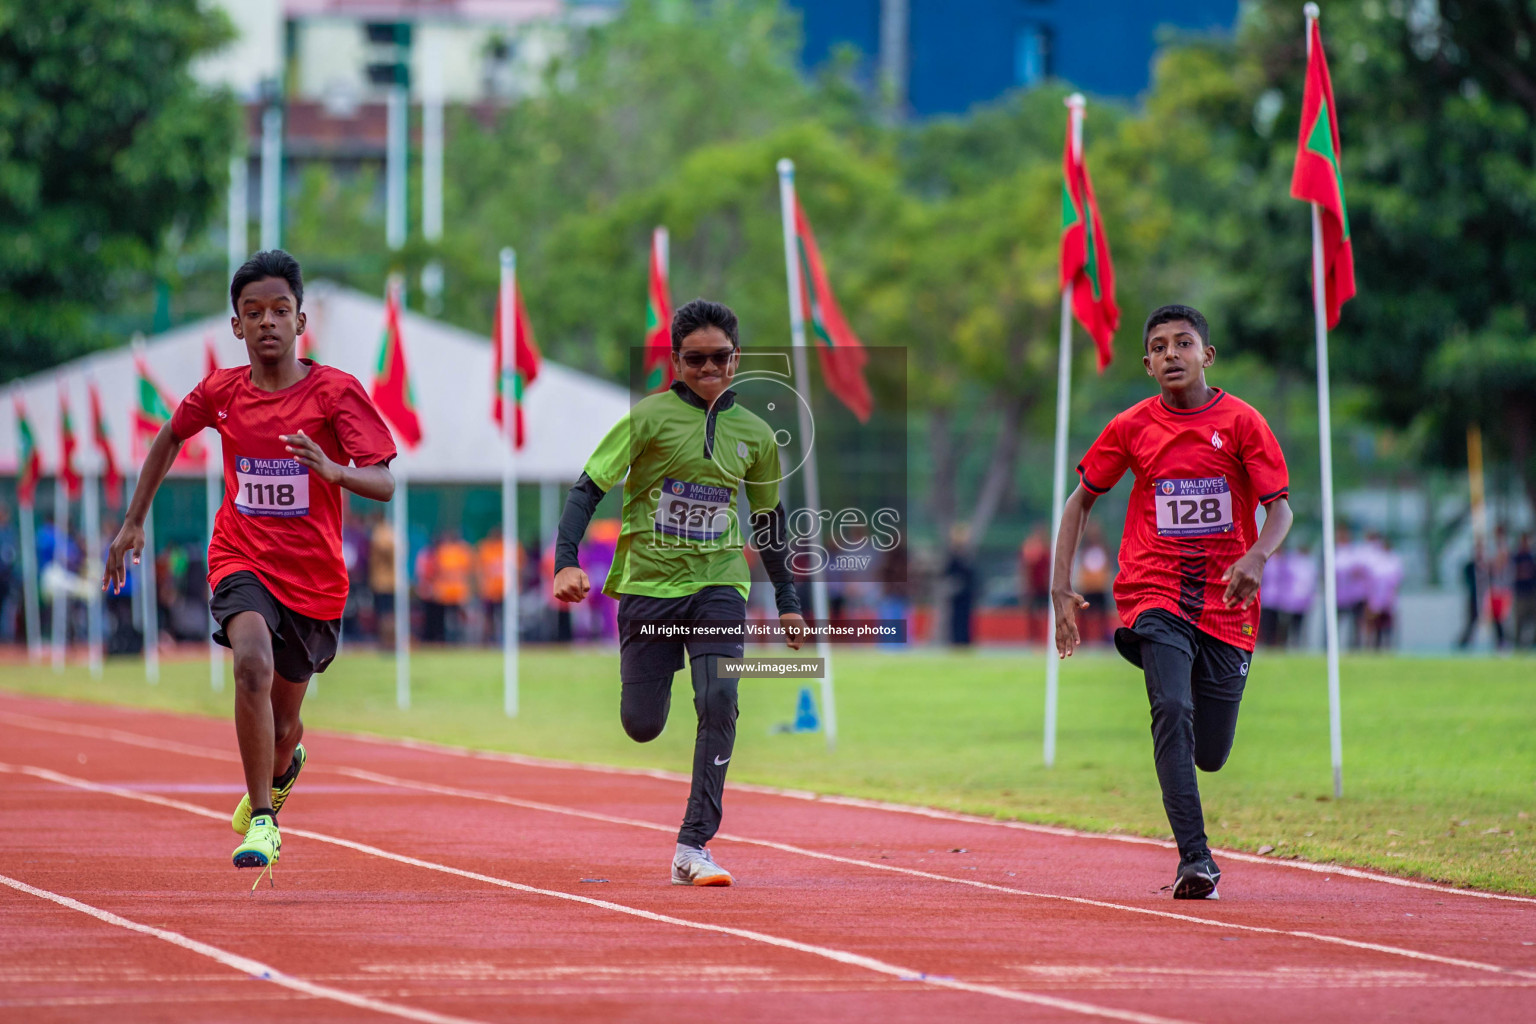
1154;477;1233;537
234;457;309;517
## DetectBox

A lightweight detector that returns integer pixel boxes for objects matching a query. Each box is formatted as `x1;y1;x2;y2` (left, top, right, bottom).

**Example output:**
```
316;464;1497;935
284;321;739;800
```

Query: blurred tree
0;0;236;382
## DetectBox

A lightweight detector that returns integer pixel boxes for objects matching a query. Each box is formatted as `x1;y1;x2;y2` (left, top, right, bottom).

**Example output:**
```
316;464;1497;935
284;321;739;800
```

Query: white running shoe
671;844;733;886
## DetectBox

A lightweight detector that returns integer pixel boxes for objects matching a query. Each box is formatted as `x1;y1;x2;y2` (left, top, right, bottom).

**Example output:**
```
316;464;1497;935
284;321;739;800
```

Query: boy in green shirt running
553;299;807;886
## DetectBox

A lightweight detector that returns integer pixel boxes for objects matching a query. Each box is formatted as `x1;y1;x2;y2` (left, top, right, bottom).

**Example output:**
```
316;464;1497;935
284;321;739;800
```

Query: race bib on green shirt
654;477;733;541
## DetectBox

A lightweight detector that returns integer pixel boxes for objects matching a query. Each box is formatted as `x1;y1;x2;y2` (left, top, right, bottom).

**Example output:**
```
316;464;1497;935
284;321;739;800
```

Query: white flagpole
776;158;838;752
51;474;69;673
84;468;102;679
500;247;521;718
20;501;42;662
141;477;160;685
205;430;223;691
1045;93;1086;768
1303;2;1344;799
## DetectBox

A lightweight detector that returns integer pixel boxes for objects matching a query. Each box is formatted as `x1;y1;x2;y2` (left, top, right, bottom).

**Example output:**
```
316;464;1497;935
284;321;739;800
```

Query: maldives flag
204;336;220;378
371;283;423;449
791;196;873;423
58;387;82;499
89;381;123;505
1060;111;1119;370
491;273;542;449
643;227;674;392
14;398;44;508
133;355;205;467
1290;16;1355;329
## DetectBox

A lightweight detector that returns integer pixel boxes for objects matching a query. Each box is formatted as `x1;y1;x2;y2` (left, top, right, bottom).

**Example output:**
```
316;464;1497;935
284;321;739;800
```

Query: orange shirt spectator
435;537;474;607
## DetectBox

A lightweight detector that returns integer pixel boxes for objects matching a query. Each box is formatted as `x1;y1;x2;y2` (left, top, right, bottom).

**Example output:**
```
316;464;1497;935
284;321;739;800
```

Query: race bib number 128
1154;477;1233;537
234;457;309;517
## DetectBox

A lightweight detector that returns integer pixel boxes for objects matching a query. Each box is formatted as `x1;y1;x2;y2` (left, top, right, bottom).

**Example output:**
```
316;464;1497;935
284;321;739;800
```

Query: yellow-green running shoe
232;814;280;883
231;744;307;835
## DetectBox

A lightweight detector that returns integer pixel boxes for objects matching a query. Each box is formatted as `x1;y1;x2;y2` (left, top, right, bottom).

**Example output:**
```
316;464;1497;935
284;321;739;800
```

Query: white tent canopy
1;282;631;484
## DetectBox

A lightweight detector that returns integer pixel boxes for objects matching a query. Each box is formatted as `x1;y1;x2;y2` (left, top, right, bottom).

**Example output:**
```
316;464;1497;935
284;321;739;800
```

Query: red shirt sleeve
1239;408;1289;504
1077;414;1129;495
330;374;398;468
169;377;215;441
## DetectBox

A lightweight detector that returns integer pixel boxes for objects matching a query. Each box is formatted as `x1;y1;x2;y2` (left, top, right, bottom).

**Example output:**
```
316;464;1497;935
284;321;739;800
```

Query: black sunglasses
678;348;736;369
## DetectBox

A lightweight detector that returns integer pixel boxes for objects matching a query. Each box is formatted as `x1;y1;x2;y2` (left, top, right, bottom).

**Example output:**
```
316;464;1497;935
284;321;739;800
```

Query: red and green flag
791;196;873;423
58;386;82;500
133;355;204;467
88;380;123;505
1290;15;1355;328
1060;110;1119;370
643;227;674;393
204;336;219;378
371;283;423;449
492;274;542;449
14;398;43;508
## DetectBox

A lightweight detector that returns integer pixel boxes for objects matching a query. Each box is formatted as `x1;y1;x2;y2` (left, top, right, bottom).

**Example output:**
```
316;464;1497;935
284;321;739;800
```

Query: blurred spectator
878;537;910;642
1258;548;1290;646
369;516;397;645
1458;541;1504;648
476;528;507;644
1334;525;1371;649
581;519;620;641
1363;533;1403;650
1075;525;1112;645
1513;532;1536;650
434;532;474;642
1489;525;1513;650
416;538;444;642
1019;526;1051;643
943;524;976;647
341;514;370;639
1277;543;1317;647
0;505;19;643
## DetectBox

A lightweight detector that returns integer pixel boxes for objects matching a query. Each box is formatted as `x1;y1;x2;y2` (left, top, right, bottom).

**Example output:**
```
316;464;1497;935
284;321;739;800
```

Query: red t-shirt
1077;389;1289;651
171;362;396;620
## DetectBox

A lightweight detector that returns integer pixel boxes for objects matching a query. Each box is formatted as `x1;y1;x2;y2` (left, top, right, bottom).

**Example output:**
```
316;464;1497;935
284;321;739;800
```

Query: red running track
1;691;1534;1024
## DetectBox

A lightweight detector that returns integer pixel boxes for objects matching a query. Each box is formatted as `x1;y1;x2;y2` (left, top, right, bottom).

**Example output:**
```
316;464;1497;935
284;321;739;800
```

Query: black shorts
1114;608;1252;685
210;571;340;683
616;586;746;683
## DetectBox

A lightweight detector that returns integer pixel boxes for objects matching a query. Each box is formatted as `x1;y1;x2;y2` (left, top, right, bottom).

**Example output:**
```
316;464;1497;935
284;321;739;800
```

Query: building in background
793;0;1239;117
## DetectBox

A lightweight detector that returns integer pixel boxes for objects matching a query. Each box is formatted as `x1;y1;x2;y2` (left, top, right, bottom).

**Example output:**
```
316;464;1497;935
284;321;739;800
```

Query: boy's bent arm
282;430;393;501
1050;484;1098;658
103;422;184;592
1221;497;1293;610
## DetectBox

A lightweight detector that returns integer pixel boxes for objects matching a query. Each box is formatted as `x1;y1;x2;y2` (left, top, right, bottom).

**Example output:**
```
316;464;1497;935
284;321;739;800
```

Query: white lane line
0;762;1193;1024
323;766;1536;982
7;704;1535;907
0;873;489;1024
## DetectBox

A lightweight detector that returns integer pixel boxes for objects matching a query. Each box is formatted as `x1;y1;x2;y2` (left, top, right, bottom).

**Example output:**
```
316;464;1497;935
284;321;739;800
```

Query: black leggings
621;653;740;847
1126;610;1250;859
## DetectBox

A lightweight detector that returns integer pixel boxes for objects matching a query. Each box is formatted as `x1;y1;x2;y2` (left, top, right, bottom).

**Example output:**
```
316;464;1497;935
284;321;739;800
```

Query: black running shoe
1172;851;1221;900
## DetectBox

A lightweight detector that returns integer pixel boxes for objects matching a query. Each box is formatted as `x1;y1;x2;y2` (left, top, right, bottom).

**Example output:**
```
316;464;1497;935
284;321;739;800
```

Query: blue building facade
794;0;1238;116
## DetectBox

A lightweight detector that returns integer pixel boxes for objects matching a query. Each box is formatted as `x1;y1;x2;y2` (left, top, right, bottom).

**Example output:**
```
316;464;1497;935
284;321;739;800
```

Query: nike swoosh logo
713;755;731;765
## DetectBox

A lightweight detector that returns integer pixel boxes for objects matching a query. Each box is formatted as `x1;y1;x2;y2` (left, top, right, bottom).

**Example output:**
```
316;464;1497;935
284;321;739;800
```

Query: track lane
4;693;1535;1023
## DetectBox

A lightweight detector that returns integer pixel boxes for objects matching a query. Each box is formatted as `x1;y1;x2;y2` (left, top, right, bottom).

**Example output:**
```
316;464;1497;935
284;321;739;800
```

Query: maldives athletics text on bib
1154;476;1234;537
234;456;310;518
654;477;733;541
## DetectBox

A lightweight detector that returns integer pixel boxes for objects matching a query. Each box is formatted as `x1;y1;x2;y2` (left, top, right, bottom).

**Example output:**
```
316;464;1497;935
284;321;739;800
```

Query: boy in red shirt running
1051;304;1293;900
105;250;397;882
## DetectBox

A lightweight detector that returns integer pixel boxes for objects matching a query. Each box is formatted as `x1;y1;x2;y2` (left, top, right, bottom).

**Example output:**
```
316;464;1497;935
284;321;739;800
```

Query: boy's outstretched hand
282;431;341;484
1052;586;1090;659
1221;550;1267;609
103;522;145;594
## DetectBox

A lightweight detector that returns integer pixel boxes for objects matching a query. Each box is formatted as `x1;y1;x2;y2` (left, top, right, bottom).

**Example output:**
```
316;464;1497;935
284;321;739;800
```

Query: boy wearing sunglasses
553;299;807;886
